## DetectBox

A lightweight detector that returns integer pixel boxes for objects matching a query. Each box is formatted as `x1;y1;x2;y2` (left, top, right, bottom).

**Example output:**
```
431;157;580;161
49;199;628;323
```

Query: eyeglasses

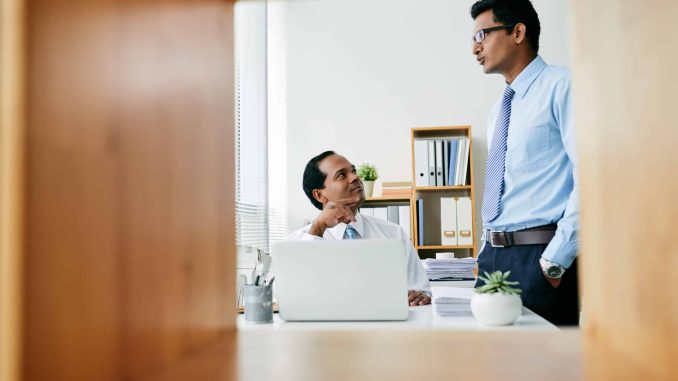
471;24;516;44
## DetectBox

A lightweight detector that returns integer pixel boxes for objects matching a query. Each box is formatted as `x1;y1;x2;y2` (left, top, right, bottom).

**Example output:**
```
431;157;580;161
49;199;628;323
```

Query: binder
456;197;474;245
428;140;436;186
459;137;471;185
373;207;388;221
414;140;429;187
398;205;411;238
455;138;467;185
442;140;449;186
447;138;459;186
435;140;444;187
387;206;400;224
360;207;374;217
417;199;424;246
440;197;458;246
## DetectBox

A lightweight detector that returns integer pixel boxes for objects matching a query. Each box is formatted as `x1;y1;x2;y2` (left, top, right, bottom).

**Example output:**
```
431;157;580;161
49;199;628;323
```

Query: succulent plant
475;271;522;295
357;163;378;181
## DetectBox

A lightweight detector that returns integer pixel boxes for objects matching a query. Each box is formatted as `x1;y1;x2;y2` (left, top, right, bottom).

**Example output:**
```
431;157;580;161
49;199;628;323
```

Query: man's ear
312;188;327;206
514;23;527;45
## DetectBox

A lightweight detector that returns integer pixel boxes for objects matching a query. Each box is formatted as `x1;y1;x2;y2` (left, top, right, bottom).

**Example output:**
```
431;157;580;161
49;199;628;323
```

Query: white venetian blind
235;0;268;250
235;0;288;251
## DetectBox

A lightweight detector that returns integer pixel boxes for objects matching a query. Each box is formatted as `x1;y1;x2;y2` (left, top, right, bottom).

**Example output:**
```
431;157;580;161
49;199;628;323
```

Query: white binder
360;207;374;217
435;140;444;187
456;197;474;245
455;138;470;186
398;205;411;238
459;137;470;185
428;140;436;186
414;140;429;187
440;197;458;246
373;207;388;221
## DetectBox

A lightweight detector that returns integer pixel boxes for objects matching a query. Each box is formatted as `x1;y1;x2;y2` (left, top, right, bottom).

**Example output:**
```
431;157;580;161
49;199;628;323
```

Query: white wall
268;0;571;233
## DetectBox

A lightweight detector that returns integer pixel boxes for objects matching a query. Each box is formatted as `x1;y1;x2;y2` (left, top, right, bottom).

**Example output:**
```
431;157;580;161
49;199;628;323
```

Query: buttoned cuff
541;227;578;269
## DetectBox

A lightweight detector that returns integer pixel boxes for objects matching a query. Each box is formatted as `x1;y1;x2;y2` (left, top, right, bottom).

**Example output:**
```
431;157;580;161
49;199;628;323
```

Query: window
235;0;287;251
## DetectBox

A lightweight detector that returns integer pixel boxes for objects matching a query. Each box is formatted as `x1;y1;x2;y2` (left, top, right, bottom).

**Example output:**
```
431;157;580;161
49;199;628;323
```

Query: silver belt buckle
489;230;509;248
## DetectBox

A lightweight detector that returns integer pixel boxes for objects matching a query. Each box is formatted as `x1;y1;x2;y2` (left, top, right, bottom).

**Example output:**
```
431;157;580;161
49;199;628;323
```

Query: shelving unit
361;126;477;260
410;126;477;259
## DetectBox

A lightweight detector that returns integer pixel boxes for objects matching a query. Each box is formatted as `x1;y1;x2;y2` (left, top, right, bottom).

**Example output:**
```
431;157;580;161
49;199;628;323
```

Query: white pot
363;180;375;198
470;292;523;326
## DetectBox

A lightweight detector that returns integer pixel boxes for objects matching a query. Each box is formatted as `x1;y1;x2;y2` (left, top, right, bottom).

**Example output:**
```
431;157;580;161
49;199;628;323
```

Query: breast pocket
507;124;551;173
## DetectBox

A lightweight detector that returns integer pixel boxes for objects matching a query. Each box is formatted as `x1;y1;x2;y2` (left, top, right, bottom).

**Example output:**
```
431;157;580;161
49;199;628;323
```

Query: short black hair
470;0;541;53
302;150;336;210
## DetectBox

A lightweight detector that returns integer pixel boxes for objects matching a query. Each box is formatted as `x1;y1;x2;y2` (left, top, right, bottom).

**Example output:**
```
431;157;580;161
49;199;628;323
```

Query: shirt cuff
541;227;578;269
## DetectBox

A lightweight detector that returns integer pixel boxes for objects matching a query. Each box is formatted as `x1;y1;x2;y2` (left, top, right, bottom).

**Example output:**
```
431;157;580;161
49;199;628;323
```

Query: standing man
288;151;431;306
470;0;579;325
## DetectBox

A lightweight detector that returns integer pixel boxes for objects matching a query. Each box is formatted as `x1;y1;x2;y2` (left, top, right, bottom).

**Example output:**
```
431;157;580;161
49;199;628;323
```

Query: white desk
238;287;557;331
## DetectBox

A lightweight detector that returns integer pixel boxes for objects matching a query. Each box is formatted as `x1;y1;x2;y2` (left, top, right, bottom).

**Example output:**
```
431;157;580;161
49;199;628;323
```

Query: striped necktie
482;85;515;223
343;225;360;240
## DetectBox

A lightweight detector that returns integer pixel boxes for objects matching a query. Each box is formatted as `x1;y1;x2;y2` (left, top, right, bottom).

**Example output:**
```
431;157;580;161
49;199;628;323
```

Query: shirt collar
509;55;546;99
327;212;365;240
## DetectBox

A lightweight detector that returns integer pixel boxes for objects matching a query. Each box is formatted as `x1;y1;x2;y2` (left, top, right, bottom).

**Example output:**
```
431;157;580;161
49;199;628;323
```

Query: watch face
547;266;562;278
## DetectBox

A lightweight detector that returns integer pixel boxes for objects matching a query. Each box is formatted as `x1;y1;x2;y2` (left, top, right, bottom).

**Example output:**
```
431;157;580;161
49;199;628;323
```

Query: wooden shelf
365;195;411;202
415;186;471;191
416;245;475;250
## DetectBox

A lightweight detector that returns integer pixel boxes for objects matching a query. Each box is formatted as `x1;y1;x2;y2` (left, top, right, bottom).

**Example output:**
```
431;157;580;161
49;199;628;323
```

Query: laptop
271;239;410;321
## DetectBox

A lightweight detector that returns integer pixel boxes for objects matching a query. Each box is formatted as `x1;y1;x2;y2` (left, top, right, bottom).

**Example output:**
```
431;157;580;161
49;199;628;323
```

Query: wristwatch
539;257;565;279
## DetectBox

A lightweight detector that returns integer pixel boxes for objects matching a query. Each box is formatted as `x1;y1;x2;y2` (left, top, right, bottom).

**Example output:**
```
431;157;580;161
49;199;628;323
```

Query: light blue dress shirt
484;56;578;269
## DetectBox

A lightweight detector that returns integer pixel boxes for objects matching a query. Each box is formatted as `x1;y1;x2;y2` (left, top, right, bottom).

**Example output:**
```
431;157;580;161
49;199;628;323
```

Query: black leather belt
485;225;556;248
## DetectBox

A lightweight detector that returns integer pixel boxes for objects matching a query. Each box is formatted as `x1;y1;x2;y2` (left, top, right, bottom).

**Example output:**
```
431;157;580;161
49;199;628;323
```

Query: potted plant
471;271;523;325
357;163;378;198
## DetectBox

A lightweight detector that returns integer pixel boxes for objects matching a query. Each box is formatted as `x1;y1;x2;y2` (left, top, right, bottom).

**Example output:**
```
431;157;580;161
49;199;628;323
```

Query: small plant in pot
471;271;523;325
357;163;378;198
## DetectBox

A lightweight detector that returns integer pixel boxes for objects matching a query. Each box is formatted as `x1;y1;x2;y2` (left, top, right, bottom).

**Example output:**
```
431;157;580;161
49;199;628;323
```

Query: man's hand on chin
408;290;431;306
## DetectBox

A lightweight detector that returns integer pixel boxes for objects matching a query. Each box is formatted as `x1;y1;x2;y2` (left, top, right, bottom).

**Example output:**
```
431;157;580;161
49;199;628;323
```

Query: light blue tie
343;225;360;240
482;85;515;223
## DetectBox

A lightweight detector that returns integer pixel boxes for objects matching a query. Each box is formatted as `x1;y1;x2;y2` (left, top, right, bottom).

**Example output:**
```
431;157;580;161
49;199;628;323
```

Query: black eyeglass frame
471;24;517;44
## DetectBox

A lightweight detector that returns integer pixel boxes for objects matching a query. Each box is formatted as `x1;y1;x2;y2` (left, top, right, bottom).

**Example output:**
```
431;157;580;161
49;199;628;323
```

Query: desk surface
237;287;556;331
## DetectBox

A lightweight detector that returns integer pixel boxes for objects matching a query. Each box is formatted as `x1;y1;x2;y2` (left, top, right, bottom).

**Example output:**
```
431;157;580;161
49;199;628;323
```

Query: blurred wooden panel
1;0;26;381
23;1;235;380
147;330;582;381
571;1;678;380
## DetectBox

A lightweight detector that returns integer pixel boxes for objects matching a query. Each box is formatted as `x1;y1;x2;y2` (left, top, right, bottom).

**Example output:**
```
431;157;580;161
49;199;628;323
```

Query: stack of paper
433;297;473;317
422;257;476;280
381;181;412;197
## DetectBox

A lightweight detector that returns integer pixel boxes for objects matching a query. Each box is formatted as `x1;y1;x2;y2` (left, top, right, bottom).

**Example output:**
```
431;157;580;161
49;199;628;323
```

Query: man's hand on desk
408;290;431;306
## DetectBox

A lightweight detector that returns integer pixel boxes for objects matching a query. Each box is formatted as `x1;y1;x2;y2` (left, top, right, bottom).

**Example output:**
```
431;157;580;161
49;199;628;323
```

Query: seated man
288;150;431;306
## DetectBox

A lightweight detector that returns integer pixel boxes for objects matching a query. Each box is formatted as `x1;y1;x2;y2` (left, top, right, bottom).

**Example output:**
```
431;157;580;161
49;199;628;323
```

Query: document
433;297;473;317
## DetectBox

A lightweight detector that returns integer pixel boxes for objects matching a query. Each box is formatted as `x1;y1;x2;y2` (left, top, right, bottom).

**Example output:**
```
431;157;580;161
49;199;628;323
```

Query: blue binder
447;139;459;186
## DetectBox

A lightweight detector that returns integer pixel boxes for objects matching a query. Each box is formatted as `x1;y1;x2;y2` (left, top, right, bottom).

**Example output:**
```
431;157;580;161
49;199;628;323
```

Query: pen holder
243;284;273;323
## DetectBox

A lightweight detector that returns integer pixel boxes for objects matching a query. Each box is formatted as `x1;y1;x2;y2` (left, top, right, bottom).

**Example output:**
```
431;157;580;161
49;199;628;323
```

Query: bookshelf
410;126;477;259
360;126;477;259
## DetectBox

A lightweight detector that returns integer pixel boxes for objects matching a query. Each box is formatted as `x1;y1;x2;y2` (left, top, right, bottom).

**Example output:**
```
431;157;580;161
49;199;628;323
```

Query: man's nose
472;41;481;55
348;172;360;182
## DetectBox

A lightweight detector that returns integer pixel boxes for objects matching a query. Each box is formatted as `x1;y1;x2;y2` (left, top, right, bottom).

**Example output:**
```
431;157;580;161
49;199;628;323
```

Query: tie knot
503;85;515;99
344;225;359;240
